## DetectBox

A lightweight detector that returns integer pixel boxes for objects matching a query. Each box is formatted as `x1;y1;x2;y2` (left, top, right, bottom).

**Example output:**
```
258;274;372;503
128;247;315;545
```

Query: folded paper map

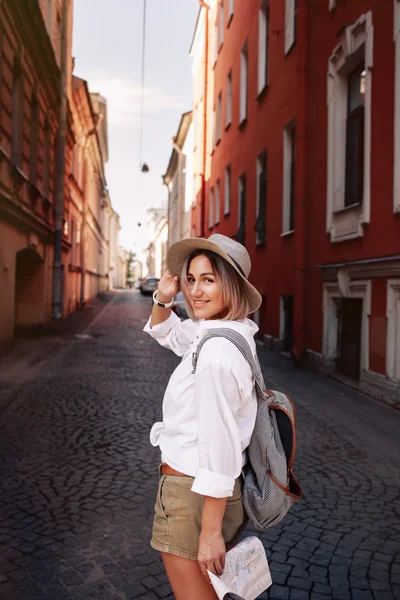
208;536;272;600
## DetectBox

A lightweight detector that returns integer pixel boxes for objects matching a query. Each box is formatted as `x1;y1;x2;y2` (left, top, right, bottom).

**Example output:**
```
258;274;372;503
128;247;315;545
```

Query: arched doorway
14;247;45;336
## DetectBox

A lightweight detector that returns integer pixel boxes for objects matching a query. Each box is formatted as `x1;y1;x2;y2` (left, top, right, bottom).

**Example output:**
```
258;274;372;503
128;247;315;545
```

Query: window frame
209;186;215;229
239;41;248;126
29;88;39;186
11;53;24;169
238;172;246;246
217;91;222;143
226;70;232;128
215;178;221;225
218;1;224;49
326;12;373;242
224;164;231;216
258;1;269;96
285;0;297;55
283;119;295;234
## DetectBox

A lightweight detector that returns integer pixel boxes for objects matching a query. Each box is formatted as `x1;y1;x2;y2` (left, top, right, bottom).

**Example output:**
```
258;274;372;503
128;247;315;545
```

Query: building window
256;151;267;245
218;1;224;49
326;12;373;242
228;0;234;22
240;42;248;125
209;186;215;229
226;71;232;128
258;1;269;95
345;64;365;207
217;92;222;143
212;106;217;149
11;53;24;169
285;0;297;55
213;17;218;65
283;120;295;233
42;118;51;199
238;173;246;245
215;179;221;225
224;164;231;215
386;279;400;380
30;90;39;185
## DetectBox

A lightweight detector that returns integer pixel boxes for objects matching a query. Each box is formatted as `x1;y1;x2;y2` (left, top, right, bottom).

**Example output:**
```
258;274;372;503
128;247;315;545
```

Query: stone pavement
0;290;399;600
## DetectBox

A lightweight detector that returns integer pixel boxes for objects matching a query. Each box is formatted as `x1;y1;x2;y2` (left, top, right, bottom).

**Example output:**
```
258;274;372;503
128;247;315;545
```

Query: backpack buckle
192;351;198;374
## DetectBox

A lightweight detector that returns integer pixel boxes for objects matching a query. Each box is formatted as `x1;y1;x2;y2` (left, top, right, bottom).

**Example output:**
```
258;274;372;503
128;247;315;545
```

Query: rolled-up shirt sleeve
191;339;245;498
143;312;195;357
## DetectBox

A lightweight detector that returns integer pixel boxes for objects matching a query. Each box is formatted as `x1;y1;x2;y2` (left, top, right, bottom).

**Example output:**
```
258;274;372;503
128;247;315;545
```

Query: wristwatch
153;290;174;308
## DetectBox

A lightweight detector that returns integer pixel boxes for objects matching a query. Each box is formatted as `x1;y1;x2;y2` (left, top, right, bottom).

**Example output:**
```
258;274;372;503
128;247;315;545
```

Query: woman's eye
204;278;214;283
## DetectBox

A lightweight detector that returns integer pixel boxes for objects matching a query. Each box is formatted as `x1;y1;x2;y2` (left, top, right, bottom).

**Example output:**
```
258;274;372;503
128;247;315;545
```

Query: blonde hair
180;250;250;321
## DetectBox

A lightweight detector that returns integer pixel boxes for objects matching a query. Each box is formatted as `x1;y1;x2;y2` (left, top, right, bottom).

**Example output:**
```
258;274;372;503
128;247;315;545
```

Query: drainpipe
52;0;69;320
199;0;209;238
292;0;310;364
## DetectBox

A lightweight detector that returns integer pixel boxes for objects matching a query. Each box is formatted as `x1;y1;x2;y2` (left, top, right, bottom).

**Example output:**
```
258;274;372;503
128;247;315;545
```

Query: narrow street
0;290;399;600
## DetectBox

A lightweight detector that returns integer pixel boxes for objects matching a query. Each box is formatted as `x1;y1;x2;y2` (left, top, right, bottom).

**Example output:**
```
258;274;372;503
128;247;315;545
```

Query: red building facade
191;0;400;405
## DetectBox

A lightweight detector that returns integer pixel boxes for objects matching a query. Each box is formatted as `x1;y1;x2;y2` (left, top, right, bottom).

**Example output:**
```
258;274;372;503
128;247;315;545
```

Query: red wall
196;0;398;368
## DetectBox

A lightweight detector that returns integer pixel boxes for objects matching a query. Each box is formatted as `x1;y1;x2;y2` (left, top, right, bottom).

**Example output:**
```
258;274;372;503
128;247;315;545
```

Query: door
337;298;363;380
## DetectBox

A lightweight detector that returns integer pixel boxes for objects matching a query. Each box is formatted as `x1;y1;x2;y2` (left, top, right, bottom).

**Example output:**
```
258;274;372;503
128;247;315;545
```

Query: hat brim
166;238;262;315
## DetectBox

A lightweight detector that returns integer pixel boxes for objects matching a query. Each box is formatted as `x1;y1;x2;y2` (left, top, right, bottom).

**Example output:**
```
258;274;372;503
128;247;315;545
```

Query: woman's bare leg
161;553;218;600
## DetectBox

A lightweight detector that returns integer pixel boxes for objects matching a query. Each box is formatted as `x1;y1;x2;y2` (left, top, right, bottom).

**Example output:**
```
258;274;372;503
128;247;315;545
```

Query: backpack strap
192;328;267;397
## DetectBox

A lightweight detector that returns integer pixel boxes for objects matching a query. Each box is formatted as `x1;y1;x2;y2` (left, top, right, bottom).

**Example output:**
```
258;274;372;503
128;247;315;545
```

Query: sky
72;0;199;255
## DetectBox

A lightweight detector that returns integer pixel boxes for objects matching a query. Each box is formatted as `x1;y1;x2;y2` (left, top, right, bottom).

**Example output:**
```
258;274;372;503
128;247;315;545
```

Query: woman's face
186;254;227;320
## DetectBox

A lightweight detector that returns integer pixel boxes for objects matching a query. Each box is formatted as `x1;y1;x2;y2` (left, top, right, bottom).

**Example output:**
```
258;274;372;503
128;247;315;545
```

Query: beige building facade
0;0;124;355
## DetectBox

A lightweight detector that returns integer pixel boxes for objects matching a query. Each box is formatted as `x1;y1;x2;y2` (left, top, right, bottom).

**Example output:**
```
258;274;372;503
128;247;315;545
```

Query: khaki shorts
151;473;247;561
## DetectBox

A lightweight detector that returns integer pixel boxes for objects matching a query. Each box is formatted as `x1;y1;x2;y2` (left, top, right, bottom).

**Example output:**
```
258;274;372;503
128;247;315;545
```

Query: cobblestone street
0;290;399;600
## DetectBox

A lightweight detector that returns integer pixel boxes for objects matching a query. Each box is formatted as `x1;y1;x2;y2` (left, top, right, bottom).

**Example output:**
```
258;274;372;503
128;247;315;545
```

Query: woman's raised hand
157;270;179;302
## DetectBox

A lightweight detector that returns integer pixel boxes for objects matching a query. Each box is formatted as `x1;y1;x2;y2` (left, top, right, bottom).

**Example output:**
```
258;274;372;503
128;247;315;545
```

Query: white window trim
228;0;234;21
226;71;232;127
282;121;294;233
238;175;245;226
394;0;400;213
387;279;400;380
212;106;216;150
217;92;222;142
240;43;248;124
258;5;268;94
285;0;295;55
323;280;371;373
209;187;215;229
218;1;224;49
215;179;221;225
326;12;373;243
224;165;231;215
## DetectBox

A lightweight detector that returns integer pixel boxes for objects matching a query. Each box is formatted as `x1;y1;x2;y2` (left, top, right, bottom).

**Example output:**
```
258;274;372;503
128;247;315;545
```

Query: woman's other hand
198;529;226;582
157;270;179;302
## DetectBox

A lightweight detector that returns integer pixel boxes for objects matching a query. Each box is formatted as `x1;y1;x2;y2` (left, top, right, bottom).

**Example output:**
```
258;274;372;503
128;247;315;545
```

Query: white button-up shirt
143;312;258;498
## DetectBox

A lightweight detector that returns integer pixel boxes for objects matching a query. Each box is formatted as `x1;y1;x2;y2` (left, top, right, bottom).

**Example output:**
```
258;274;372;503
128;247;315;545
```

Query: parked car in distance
135;277;143;290
140;276;159;296
172;291;189;320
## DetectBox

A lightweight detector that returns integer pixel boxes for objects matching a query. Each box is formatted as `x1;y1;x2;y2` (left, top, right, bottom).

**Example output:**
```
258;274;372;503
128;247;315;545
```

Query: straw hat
166;234;262;314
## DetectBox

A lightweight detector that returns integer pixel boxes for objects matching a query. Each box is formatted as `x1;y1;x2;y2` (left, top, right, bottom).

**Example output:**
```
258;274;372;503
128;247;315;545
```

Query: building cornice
316;254;400;281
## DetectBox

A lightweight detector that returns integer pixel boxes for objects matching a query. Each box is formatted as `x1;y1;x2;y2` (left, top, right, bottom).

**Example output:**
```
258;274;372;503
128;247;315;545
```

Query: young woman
143;234;262;600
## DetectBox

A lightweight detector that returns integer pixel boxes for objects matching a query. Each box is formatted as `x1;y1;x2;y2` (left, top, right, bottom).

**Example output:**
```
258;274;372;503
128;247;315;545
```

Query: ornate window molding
322;280;371;372
394;0;400;213
386;279;400;379
326;12;373;243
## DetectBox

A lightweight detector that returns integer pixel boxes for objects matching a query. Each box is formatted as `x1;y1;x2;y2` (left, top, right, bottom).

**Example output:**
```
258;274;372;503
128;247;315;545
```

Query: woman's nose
191;281;203;297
